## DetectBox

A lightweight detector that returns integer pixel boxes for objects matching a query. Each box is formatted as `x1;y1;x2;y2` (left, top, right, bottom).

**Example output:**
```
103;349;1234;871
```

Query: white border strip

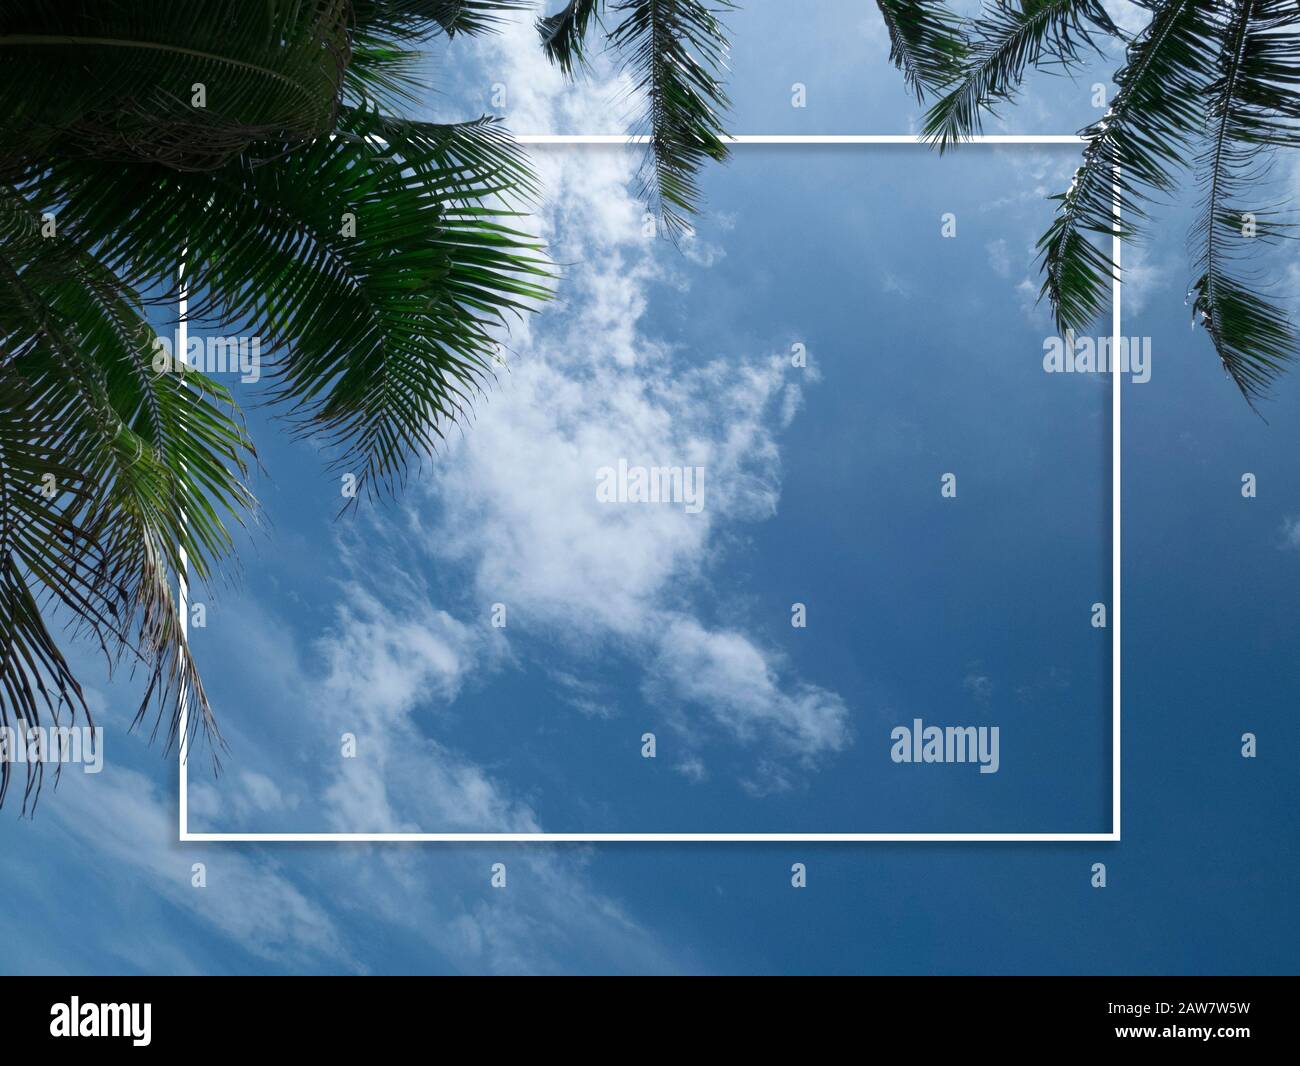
514;134;1086;145
180;133;1120;844
1111;165;1122;841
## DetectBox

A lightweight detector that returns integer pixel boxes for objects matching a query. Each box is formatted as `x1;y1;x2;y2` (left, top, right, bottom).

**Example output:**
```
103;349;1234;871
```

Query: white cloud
237;771;287;813
648;618;850;757
549;670;618;719
1120;242;1171;318
190;770;297;823
963;673;993;704
881;270;912;298
48;769;352;970
675;754;708;783
681;230;727;268
1017;277;1045;323
171;571;693;973
986;238;1012;279
1279;516;1300;550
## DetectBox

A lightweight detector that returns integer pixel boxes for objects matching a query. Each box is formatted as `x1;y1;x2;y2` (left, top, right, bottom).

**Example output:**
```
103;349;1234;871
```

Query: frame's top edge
512;134;1086;145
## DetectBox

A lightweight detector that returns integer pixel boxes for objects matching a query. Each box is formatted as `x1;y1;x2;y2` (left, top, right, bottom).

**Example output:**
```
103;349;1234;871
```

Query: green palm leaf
923;1;1119;149
0;184;256;795
538;0;605;76
535;1;735;236
44;108;552;501
347;0;532;106
0;0;351;171
1038;0;1218;333
1189;0;1300;402
607;0;735;238
874;0;968;101
0;364;114;811
352;0;532;40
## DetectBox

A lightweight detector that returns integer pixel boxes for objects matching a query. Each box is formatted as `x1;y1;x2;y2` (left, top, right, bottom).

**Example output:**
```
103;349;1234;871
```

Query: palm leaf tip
350;1;532;41
1187;0;1300;403
433;0;535;36
1191;274;1296;402
538;0;606;77
608;0;736;240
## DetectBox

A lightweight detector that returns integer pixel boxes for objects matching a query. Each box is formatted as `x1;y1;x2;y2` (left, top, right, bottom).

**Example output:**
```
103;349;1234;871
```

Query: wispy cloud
1279;515;1300;550
49;769;353;971
986;238;1012;279
963;673;993;704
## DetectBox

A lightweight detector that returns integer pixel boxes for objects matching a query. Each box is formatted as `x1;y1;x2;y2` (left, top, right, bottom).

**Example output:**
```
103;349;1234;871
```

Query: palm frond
43;109;553;502
607;0;735;239
924;1;1120;149
0;370;109;812
538;0;606;77
350;0;532;41
874;0;968;101
1038;0;1219;333
345;1;532;108
1189;0;1300;402
0;182;256;799
0;0;351;170
0;0;561;806
345;39;429;112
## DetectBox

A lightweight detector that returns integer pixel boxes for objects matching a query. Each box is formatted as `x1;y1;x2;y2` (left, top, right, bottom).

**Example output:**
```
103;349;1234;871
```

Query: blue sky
1;2;1297;974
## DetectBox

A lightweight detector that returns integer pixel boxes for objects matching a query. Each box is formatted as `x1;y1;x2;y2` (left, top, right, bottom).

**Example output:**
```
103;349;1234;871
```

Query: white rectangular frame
179;134;1121;843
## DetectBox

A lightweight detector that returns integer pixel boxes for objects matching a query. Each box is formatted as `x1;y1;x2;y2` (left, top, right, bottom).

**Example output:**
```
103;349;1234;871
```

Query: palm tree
0;0;737;809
